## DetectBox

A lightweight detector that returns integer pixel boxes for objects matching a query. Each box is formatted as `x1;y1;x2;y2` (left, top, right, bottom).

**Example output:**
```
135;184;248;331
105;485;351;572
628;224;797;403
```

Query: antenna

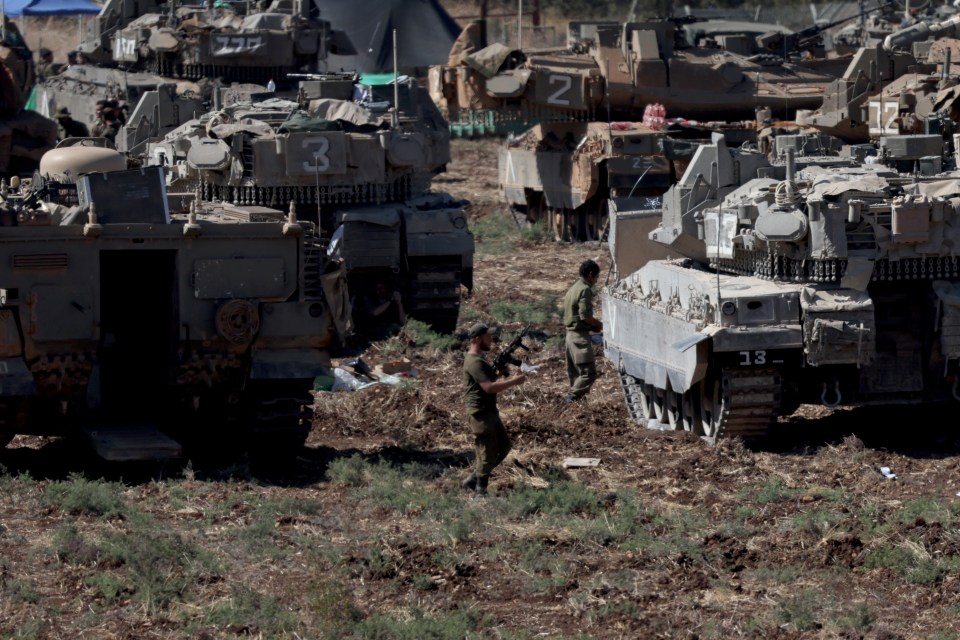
392;28;399;128
517;0;522;50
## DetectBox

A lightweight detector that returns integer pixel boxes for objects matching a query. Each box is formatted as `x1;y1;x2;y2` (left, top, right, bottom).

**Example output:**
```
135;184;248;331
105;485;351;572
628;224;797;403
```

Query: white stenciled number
118;37;136;57
631;156;649;170
546;74;572;106
739;350;767;365
301;137;330;173
213;35;261;54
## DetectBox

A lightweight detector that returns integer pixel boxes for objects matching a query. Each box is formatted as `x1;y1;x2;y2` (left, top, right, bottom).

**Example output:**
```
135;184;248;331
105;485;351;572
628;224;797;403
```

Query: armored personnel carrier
603;133;960;440
499;121;679;242
0;142;351;456
430;19;838;138
0;18;57;178
144;73;474;332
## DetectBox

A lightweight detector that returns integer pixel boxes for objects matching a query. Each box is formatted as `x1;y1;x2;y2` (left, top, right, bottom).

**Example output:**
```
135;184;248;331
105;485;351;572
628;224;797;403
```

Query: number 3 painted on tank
546;75;572;106
301;137;330;173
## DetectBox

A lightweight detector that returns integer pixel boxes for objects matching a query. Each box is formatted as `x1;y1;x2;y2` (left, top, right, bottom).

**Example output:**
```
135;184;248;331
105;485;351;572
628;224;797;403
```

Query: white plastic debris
879;466;897;480
332;368;364;391
520;362;540;374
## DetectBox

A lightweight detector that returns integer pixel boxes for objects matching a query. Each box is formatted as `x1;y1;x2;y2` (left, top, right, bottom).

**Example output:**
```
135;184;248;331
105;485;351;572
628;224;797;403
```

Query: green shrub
401;319;459;351
202;586;298;636
42;474;126;518
864;542;947;586
52;525;101;565
3;577;40;604
101;523;219;612
507;479;601;518
490;296;559;324
774;590;822;631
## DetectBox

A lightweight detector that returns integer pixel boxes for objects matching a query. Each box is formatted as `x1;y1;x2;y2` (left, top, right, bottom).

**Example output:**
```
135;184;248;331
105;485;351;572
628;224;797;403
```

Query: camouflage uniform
563;276;598;400
35;61;54;82
463;352;511;478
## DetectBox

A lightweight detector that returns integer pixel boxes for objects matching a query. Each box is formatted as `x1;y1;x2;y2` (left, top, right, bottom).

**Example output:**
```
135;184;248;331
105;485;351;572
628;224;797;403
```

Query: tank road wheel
665;388;682;430
679;386;703;434
583;198;609;242
699;376;726;442
550;208;572;242
651;385;667;424
638;381;656;423
525;192;547;226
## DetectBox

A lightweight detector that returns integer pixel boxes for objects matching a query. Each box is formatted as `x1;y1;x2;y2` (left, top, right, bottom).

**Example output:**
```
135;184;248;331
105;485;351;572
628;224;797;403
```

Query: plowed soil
2;139;960;639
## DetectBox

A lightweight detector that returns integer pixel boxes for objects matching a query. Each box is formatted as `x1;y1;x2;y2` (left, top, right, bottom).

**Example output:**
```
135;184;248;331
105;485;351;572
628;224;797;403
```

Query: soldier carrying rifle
461;323;526;498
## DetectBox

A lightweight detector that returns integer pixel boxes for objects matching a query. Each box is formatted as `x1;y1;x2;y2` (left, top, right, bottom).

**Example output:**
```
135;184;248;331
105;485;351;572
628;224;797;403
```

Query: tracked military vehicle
0;142;351;456
499;121;678;242
78;0;336;84
603;133;960;440
430;19;838;138
0;18;57;178
35;0;344;148
145;73;474;332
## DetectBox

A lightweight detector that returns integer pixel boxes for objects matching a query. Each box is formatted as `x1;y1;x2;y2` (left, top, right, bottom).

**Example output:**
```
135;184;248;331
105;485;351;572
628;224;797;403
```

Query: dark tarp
317;0;461;73
3;0;101;15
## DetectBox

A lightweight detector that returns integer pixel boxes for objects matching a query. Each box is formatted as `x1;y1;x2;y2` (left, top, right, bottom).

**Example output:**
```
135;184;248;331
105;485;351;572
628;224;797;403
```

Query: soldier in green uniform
54;107;90;141
462;322;526;497
35;48;54;82
562;259;603;402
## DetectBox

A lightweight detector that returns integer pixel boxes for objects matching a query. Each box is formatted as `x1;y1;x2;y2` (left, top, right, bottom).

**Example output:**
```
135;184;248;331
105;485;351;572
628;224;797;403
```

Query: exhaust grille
12;254;69;270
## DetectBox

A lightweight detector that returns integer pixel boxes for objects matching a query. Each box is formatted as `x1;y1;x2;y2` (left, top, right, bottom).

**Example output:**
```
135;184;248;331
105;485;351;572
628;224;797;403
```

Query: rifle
492;326;530;377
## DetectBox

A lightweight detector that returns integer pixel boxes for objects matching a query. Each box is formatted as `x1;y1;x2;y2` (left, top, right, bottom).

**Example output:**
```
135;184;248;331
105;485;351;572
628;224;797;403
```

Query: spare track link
713;367;782;440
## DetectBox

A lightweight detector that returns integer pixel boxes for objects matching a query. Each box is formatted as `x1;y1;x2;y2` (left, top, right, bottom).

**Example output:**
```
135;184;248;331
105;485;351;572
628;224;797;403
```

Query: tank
602;133;960;440
0;143;351;456
797;15;960;142
33;0;345;149
0;18;57;178
78;0;337;84
430;18;839;138
143;73;474;333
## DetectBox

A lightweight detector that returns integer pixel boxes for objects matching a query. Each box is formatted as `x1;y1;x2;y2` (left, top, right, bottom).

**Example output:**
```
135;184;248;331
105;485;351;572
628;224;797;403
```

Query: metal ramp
81;424;183;462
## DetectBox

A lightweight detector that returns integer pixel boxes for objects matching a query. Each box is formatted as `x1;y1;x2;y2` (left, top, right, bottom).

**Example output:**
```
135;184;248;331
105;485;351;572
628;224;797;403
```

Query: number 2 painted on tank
301;137;330;173
546;75;572;106
739;350;766;365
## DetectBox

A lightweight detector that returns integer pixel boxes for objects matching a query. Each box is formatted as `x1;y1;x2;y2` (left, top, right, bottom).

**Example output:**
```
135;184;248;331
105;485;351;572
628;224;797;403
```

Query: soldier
462;322;526;497
54;107;90;141
97;106;121;145
35;48;54;82
562;259;603;402
90;100;107;134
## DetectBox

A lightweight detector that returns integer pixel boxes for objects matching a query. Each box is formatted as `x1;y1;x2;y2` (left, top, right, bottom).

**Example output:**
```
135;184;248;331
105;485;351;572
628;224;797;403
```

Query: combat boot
461;472;477;491
474;475;489;498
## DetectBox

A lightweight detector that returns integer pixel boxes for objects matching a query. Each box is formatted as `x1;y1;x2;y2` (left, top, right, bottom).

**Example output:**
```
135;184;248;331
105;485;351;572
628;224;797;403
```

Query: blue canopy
3;0;101;16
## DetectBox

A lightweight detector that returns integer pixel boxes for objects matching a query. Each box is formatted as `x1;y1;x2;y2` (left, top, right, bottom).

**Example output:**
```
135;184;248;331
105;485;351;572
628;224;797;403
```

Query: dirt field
2;138;960;639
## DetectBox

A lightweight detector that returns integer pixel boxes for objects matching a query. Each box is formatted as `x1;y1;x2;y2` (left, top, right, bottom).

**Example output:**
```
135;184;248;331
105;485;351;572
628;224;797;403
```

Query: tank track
706;368;782;441
616;367;781;442
246;379;315;456
405;260;463;334
617;372;647;423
